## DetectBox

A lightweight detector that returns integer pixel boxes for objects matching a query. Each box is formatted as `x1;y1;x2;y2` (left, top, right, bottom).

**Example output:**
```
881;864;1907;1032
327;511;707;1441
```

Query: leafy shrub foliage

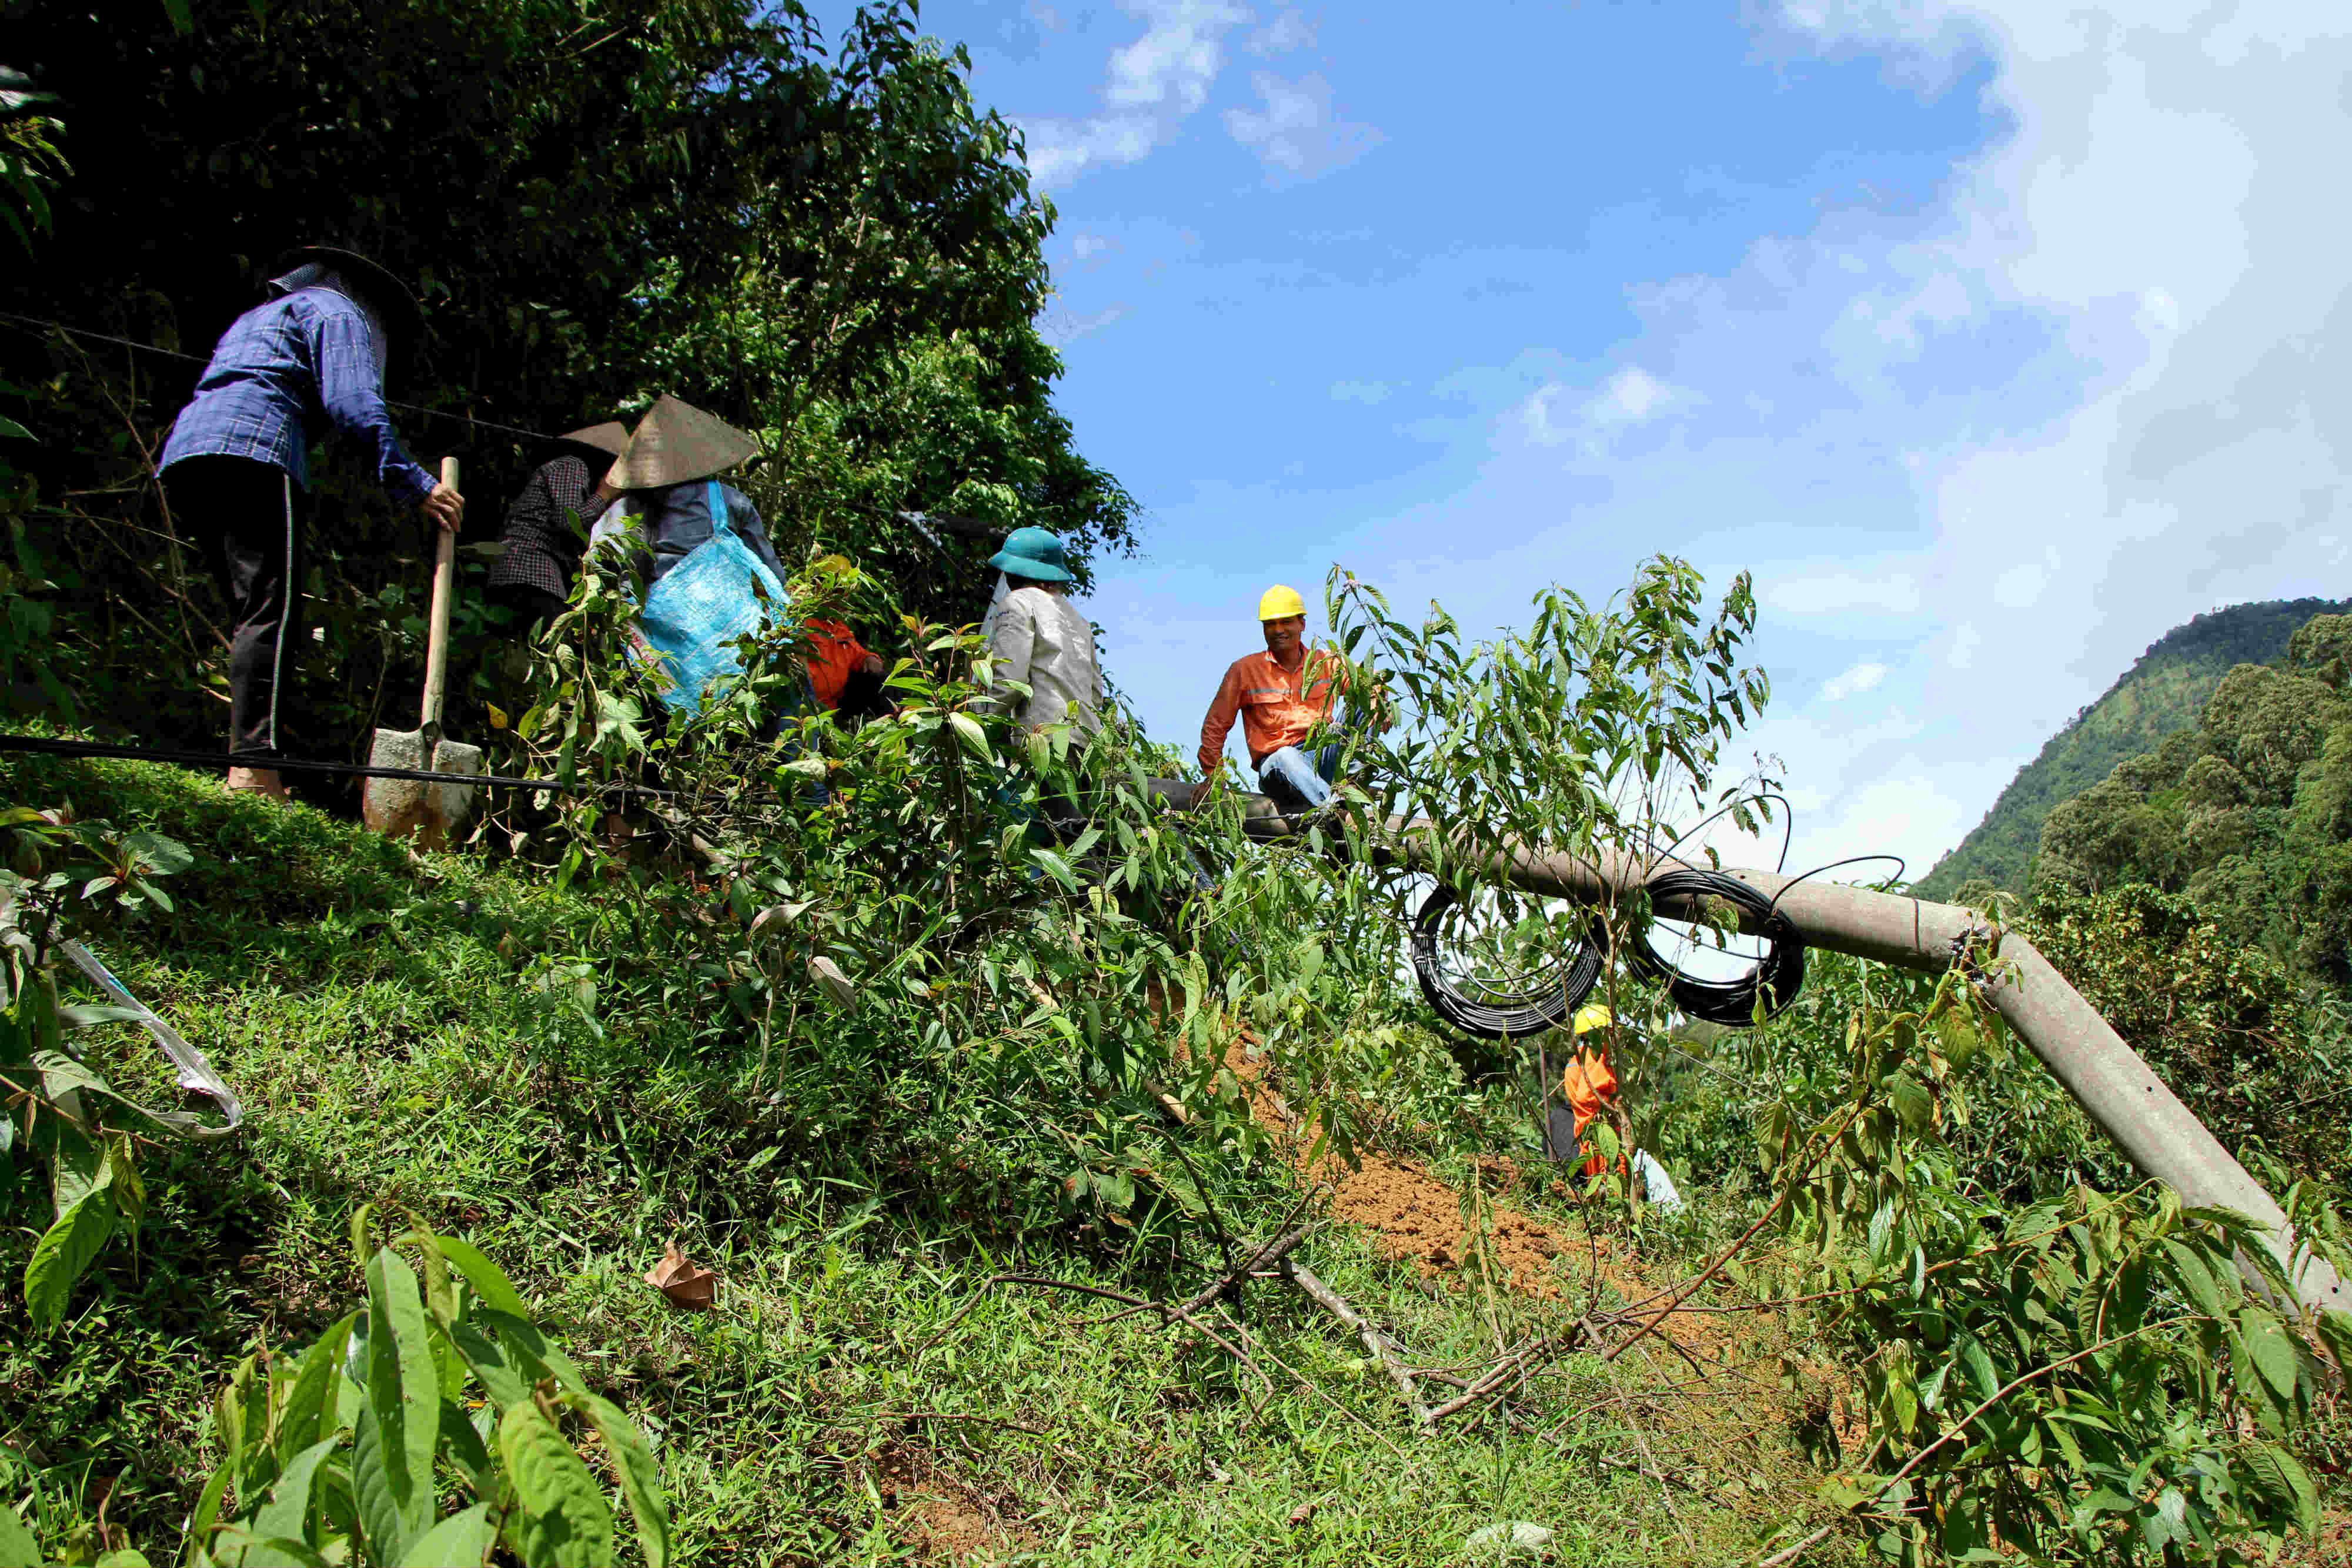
0;0;1134;762
0;808;201;1332
189;1218;666;1567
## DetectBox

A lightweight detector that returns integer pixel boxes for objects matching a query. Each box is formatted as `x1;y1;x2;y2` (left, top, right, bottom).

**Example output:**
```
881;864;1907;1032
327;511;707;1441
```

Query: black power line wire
2;310;1018;544
1408;882;1602;1040
0;309;564;444
1409;788;1892;1042
0;732;669;798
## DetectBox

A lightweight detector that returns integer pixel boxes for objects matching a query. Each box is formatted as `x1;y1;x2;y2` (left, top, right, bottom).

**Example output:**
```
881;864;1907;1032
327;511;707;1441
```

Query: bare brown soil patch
1185;1013;1745;1357
871;1438;1035;1565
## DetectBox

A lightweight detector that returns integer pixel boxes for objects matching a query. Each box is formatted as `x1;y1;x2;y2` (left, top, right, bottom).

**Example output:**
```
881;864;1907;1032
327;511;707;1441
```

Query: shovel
362;456;480;847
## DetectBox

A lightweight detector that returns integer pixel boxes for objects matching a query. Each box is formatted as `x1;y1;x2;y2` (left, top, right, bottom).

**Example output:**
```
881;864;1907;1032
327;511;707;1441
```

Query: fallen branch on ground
1279;1257;1432;1427
912;1270;1275;1403
1093;1213;1318;1326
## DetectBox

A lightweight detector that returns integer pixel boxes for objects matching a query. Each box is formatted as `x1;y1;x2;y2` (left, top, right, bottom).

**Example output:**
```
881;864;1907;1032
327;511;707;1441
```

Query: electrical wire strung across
2;310;1017;544
0;732;669;799
0;309;566;444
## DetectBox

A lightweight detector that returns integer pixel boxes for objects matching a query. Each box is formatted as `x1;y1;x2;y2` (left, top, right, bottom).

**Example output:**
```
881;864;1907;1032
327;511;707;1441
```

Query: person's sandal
224;765;291;801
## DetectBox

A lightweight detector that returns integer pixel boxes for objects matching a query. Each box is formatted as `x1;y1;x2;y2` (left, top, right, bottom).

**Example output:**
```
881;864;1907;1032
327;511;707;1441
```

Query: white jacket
987;584;1102;735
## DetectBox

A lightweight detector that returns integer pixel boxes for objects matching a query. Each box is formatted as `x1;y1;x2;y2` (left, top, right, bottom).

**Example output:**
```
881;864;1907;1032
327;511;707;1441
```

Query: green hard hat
988;526;1073;583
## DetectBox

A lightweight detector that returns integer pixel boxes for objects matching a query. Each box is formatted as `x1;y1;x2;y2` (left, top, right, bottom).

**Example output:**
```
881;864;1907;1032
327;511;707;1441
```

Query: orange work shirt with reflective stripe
1198;648;1342;778
1561;1047;1620;1177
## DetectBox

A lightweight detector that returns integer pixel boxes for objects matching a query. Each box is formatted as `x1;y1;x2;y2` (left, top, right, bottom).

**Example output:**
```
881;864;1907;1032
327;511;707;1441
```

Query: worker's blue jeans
1257;743;1342;813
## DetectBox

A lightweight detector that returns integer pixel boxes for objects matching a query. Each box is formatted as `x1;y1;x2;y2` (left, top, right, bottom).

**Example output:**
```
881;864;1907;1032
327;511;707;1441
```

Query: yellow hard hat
1258;584;1307;621
1571;1002;1613;1036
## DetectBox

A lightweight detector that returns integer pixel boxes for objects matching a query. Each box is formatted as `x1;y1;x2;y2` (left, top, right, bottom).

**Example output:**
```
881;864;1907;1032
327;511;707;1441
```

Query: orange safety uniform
1560;1045;1621;1177
803;618;875;711
1197;648;1343;777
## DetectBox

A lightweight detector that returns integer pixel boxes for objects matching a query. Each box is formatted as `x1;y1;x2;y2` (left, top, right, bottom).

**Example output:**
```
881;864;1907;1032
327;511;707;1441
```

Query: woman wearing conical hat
584;396;796;715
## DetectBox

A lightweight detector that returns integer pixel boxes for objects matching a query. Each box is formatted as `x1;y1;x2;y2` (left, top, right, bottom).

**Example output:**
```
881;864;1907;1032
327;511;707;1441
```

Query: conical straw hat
556;421;631;459
607;395;759;490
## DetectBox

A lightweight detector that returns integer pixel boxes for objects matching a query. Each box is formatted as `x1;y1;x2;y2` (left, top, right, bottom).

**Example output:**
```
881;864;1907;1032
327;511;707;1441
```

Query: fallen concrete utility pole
1153;781;2345;1314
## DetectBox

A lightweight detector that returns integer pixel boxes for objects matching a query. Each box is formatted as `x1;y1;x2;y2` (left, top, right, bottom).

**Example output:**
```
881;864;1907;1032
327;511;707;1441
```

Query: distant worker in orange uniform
1196;584;1372;813
1560;1002;1622;1178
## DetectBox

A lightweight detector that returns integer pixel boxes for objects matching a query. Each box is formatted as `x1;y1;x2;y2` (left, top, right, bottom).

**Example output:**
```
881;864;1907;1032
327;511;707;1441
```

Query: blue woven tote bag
637;481;790;713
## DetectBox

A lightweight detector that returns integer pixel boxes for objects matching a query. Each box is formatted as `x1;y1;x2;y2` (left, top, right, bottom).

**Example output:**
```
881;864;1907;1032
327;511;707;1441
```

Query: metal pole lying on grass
1150;779;2346;1314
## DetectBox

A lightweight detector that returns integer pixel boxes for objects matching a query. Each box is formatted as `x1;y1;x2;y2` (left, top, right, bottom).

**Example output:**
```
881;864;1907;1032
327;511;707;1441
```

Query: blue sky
813;1;2352;880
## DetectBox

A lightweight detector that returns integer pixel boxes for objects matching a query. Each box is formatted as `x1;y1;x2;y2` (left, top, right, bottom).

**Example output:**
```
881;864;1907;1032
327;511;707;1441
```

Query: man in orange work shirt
1197;584;1352;813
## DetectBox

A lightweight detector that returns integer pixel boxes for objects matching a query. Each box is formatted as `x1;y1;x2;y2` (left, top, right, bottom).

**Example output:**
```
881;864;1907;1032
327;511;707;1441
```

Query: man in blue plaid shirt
158;246;465;799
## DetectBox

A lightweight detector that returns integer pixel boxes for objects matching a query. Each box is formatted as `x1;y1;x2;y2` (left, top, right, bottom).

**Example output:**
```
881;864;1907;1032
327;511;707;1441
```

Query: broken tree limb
1419;1332;1563;1427
1277;1258;1431;1427
913;1271;1278;1403
1144;778;2344;1313
1094;1216;1318;1326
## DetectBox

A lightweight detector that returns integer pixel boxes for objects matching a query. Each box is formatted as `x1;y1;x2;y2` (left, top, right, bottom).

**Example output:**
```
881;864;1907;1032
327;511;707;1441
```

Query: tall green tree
0;0;1133;754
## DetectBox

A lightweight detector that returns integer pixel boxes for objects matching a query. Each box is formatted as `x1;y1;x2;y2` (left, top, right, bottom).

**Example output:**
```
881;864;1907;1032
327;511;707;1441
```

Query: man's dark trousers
163;455;310;758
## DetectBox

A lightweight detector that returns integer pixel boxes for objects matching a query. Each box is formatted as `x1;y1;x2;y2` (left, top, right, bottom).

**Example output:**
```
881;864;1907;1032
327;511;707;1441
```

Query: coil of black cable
1408;884;1602;1044
1626;867;1805;1027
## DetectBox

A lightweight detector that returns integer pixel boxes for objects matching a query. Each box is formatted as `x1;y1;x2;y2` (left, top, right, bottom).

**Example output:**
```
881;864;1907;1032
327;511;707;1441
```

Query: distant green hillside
1912;597;2352;900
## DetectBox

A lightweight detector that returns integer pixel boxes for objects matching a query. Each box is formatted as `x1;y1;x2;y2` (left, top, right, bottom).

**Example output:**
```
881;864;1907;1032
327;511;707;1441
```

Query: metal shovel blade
361;730;481;849
362;455;477;849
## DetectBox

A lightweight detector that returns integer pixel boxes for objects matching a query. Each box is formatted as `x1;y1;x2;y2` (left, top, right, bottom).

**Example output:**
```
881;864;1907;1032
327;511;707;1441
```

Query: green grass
0;753;1849;1566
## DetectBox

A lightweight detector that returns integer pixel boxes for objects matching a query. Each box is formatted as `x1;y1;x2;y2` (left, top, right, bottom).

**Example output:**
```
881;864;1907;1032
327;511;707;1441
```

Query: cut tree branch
1278;1258;1431;1427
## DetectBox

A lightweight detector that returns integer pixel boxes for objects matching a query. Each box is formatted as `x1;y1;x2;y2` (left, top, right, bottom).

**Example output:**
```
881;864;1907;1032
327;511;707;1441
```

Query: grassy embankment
0;751;1847;1566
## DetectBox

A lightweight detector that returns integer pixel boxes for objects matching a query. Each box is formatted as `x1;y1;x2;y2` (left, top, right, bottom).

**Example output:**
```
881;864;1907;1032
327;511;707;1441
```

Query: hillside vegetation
1913;598;2351;900
2024;613;2352;988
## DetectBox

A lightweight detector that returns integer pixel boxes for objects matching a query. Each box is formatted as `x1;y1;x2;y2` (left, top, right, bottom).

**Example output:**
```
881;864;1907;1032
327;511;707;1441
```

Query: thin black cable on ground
0;732;669;799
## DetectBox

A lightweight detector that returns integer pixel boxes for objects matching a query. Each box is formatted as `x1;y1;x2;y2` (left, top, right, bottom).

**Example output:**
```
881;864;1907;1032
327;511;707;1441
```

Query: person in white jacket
981;527;1102;736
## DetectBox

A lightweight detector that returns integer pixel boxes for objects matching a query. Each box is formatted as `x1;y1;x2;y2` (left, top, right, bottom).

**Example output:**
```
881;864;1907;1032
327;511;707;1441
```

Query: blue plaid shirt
158;287;435;506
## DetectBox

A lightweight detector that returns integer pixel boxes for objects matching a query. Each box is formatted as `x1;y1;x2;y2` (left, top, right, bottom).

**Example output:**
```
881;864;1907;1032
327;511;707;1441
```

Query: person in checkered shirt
157;246;464;800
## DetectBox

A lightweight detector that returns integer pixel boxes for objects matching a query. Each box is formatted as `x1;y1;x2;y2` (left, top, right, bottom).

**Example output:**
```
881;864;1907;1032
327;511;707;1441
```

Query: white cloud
1223;70;1384;184
1989;550;2056;609
1820;661;1889;701
1764;571;1923;615
1043;303;1134;344
1947;621;1980;669
1069;230;1119;265
1586;366;1676;427
1329;379;1395;404
1512;365;1685;452
1020;1;1253;190
1247;7;1316;55
1742;0;2352;876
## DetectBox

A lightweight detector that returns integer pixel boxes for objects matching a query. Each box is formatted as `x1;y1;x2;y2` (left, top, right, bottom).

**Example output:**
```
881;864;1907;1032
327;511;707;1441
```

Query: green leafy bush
180;1218;666;1568
1743;959;2352;1564
0;807;197;1330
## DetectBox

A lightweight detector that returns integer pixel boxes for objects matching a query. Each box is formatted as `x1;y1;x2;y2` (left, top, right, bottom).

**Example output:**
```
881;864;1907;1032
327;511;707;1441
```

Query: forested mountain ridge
1911;596;2352;899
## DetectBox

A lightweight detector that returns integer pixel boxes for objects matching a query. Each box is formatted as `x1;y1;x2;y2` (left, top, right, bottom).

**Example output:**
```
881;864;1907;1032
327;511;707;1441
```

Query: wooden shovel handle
420;456;458;731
